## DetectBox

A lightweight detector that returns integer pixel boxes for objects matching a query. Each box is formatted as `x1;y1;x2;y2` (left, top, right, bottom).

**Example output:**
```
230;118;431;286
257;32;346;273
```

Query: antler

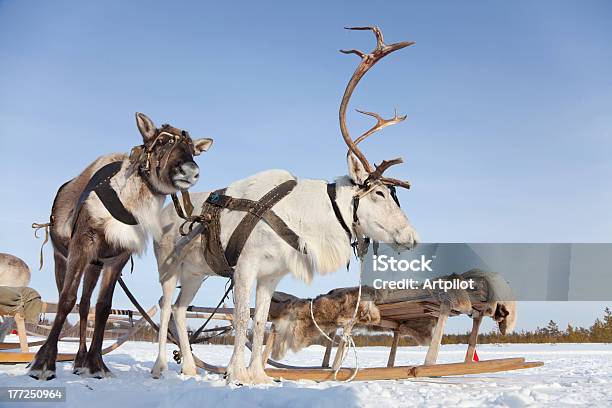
353;109;407;145
339;26;414;187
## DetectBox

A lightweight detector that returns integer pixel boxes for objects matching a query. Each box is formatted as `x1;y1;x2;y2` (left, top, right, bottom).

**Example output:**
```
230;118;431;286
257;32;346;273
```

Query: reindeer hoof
29;354;57;381
28;368;56;381
79;368;115;379
72;349;88;374
248;367;275;385
79;355;113;379
151;359;168;379
180;365;197;377
225;365;252;385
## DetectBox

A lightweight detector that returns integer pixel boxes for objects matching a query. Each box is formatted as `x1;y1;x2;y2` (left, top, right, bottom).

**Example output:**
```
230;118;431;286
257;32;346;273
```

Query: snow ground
0;339;611;408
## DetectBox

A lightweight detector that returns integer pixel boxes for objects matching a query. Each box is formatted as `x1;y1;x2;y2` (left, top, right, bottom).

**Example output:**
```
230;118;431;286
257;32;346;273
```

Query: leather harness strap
326;183;352;241
197;179;301;278
73;161;138;234
200;187;231;277
225;180;298;267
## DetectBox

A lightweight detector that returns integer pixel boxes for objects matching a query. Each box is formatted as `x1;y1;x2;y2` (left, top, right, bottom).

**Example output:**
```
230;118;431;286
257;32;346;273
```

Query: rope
310;260;363;382
32;222;51;270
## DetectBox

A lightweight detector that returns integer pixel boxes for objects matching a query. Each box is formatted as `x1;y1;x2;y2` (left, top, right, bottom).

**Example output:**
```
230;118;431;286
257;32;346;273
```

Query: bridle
328;179;402;261
131;127;196;185
129;126;198;220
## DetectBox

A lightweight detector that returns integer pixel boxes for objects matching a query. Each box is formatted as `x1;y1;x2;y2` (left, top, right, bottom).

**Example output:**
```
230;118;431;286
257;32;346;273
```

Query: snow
1;339;611;407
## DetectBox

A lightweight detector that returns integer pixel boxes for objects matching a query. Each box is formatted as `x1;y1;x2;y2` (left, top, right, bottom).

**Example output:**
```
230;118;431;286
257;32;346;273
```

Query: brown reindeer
29;113;212;380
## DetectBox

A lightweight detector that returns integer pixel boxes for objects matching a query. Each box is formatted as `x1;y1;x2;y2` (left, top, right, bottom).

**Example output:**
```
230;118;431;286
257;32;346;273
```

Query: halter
327;180;401;261
130;127;196;195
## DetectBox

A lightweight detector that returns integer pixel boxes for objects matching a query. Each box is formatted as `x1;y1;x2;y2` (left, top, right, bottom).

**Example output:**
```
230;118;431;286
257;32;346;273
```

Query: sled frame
0;302;157;364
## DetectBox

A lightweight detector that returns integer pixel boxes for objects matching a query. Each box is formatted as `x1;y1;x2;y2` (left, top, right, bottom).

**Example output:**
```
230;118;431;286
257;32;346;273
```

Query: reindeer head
339;27;419;250
131;113;213;195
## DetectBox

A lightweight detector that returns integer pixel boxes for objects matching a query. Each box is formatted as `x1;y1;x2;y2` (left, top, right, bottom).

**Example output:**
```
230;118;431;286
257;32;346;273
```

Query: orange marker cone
473;349;479;361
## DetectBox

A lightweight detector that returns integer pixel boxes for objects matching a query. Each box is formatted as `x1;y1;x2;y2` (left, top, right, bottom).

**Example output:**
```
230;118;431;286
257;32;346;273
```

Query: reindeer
0;253;31;287
28;113;213;380
0;253;32;342
151;27;418;384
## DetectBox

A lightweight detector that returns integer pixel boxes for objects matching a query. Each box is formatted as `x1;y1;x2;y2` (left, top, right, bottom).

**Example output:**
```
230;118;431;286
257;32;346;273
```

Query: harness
189;179;302;278
187;179;401;279
73;161;138;232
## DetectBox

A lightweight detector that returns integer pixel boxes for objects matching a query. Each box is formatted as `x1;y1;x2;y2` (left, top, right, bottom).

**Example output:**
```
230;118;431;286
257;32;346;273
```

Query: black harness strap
198;179;300;278
326;183;352;241
73;161;138;234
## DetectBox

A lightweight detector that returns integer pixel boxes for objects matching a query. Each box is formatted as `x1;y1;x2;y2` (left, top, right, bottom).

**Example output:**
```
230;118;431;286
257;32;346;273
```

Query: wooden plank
387;330;400;368
40;302;143;317
262;330;276;366
414;358;536;377
424;304;449;365
374;319;399;330
377;301;426;313
188;306;254;316
0;340;46;350
0;352;75;364
185;312;232;321
14;314;29;353
465;313;483;362
321;332;336;368
331;337;346;371
264;358;543;382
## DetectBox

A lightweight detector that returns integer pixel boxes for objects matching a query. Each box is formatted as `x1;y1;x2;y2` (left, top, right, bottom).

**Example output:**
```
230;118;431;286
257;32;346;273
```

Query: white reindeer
152;27;419;384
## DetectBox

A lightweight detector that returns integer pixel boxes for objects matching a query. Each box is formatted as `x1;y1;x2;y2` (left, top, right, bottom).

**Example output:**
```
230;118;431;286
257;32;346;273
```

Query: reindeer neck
110;161;165;237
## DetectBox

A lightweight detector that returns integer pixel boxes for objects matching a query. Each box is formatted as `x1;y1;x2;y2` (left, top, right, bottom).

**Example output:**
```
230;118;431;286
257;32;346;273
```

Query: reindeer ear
193;138;213;156
135;112;156;143
347;153;368;185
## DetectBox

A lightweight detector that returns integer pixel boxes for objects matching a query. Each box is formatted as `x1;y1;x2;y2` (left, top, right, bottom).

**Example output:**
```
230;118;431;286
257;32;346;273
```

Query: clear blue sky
1;0;611;333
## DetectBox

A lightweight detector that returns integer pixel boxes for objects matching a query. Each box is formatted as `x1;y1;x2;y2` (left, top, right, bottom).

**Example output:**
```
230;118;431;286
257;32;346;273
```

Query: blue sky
0;0;611;333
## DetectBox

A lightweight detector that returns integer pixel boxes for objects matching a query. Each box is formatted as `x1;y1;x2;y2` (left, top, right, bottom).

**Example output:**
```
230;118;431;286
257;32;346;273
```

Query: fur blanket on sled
267;269;516;360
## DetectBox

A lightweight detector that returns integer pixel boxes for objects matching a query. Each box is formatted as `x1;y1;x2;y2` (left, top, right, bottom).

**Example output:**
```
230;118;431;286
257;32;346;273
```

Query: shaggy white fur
85;161;165;254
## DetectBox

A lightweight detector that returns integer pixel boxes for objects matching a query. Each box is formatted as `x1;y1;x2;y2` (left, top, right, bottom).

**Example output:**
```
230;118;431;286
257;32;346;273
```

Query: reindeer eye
375;191;385;198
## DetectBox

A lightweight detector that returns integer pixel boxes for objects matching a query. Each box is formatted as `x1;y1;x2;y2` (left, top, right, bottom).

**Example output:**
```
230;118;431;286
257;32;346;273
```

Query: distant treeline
443;307;612;345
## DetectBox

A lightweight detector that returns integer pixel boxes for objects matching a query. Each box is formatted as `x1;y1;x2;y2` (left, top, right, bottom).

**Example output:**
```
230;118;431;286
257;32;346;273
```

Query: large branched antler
339;26;414;189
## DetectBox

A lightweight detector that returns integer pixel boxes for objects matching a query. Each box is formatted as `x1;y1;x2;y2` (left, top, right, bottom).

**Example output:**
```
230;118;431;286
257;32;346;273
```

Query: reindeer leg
226;269;256;385
247;275;281;384
172;274;204;376
73;263;103;374
151;273;178;378
81;255;129;378
53;250;67;294
29;233;98;380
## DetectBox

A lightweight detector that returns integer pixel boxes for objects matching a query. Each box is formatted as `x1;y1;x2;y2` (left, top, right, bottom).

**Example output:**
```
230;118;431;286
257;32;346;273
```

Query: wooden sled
0;302;157;364
179;301;543;382
111;278;544;382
